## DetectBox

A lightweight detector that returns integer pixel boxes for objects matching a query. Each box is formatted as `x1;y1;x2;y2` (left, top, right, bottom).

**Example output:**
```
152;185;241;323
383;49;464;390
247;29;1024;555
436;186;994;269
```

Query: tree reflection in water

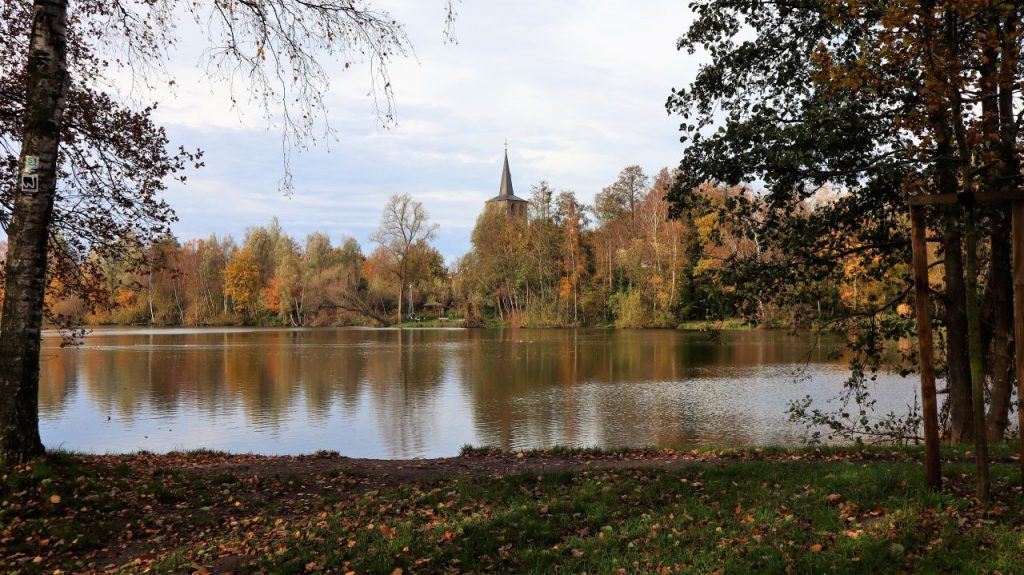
37;328;916;457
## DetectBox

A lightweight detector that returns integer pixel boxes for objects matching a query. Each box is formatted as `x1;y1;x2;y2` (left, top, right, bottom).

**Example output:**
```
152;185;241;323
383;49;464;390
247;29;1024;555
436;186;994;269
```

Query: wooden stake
964;203;990;502
1012;200;1024;484
910;204;941;489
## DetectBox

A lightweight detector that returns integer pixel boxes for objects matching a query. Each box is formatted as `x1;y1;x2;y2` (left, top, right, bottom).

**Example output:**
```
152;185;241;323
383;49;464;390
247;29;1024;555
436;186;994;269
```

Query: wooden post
964;203;990;502
1013;200;1024;483
910;204;942;489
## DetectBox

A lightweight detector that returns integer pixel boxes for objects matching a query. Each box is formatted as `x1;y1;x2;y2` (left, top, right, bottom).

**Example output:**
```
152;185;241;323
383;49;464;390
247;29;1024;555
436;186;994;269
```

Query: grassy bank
2;446;1023;574
392;319;466;328
676;318;754;331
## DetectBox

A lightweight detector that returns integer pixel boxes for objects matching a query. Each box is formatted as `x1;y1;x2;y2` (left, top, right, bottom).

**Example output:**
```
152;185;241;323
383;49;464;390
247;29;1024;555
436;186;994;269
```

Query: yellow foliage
558;276;572;301
656;289;670;308
263;277;283;313
694;212;718;243
224;248;262;314
115;289;137;308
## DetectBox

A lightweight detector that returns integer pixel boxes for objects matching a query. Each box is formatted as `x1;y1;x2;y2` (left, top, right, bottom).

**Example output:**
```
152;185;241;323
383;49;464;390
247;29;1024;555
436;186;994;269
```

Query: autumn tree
525;190;564;319
557;191;589;325
0;0;456;462
460;171;705;328
224;247;262;321
370;193;439;323
601;165;649;232
302;232;358;325
592;183;629;295
634;168;689;323
528;180;555;222
174;235;234;323
465;206;530;323
0;0;198;461
317;236;389;325
669;0;1022;445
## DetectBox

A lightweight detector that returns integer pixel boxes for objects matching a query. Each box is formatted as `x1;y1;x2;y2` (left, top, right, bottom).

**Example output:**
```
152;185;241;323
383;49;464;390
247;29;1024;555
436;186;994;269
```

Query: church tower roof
499;149;515;198
487;147;528;204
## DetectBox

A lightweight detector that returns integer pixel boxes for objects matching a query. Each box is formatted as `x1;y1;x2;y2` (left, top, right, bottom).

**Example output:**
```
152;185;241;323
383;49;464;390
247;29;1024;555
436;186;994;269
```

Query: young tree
528;180;555;223
370;193;439;323
557;191;588;325
602;165;649;231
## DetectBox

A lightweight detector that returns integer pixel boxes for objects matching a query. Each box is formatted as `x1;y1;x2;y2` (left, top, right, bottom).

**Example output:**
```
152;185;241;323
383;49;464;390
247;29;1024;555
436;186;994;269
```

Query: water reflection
38;328;916;458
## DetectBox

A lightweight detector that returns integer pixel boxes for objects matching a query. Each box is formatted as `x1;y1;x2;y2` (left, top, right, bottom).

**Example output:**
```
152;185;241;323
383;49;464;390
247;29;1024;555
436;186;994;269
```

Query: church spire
485;143;528;220
499;146;514;198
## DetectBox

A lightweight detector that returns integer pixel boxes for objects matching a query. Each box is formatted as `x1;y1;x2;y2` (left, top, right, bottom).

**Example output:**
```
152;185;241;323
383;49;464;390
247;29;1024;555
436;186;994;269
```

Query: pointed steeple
485;143;528;220
498;147;514;198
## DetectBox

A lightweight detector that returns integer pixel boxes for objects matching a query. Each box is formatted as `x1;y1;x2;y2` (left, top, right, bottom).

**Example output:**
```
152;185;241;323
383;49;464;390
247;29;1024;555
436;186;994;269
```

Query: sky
146;0;700;263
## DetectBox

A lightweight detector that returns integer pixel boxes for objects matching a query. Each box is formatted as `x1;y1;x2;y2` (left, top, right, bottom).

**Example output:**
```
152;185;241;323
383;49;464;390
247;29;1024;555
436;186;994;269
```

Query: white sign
24;155;38;173
20;174;38;195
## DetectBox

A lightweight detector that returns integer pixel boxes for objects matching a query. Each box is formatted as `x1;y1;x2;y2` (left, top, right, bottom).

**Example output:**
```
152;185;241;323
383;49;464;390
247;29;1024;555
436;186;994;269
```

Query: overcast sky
151;0;699;262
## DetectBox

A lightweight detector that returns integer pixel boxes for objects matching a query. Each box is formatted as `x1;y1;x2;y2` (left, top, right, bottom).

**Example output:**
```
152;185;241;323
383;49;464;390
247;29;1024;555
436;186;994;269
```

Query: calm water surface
38;328;917;458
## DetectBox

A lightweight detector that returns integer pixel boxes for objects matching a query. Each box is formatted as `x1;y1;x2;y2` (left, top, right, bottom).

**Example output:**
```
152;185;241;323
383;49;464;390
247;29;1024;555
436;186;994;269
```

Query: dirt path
96;445;969;487
101;450;721;489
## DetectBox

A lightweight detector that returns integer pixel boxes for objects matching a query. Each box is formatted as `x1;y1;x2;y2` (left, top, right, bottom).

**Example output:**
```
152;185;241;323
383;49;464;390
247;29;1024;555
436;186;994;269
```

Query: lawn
2;446;1022;574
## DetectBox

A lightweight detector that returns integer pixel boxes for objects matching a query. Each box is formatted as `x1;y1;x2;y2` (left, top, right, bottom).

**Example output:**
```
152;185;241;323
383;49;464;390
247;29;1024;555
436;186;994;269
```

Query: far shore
42;318;799;333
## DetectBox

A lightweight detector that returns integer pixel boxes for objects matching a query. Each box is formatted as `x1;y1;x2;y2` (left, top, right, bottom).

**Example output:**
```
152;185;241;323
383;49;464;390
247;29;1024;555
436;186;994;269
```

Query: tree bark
0;0;70;464
987;10;1021;443
922;8;973;442
964;206;990;501
941;204;973;443
941;9;978;442
985;210;1014;441
148;265;156;324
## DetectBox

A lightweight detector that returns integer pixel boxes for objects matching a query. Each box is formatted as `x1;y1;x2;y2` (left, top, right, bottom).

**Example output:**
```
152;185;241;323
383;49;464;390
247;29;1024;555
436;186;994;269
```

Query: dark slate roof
486;150;528;203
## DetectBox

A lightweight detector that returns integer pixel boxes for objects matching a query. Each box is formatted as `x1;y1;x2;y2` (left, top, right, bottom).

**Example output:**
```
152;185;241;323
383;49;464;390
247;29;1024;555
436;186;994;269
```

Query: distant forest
0;165;908;331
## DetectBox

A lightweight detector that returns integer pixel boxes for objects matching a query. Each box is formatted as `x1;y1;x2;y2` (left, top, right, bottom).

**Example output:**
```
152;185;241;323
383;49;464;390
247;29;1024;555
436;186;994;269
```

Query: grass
677;318;755;331
458;441;1024;463
392;318;466;328
239;458;1023;575
2;446;1023;574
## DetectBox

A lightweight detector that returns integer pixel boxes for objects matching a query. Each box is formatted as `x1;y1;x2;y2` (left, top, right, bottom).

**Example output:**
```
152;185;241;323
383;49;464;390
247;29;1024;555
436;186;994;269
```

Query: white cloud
146;0;701;262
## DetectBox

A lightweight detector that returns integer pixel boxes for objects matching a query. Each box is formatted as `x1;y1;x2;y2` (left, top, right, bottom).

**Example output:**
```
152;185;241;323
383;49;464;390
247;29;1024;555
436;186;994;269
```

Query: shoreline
42;322;814;334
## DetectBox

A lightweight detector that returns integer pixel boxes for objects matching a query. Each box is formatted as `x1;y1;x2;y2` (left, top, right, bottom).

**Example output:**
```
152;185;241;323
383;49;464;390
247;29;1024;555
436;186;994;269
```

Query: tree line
1;166;908;334
11;207;448;329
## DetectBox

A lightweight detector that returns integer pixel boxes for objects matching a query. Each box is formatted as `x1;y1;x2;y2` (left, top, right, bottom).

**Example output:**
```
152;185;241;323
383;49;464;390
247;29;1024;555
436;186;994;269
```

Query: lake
38;327;918;458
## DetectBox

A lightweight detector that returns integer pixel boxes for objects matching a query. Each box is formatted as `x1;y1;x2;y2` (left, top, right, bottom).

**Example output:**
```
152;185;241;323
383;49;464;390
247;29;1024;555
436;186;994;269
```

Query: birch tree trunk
0;0;70;463
148;266;156;324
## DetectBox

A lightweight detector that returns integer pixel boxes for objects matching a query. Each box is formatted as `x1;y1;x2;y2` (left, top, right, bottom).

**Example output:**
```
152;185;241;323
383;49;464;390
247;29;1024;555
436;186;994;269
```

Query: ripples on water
38;328;917;458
